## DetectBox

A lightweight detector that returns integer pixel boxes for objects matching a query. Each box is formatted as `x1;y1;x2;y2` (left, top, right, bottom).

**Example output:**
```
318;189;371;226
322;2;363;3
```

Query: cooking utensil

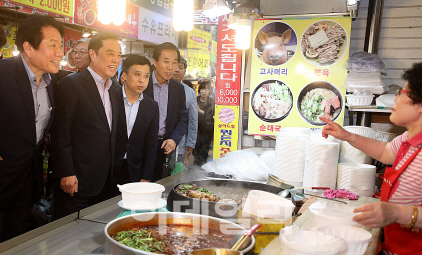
231;224;262;251
105;212;255;255
267;174;294;189
167;179;293;220
278;189;290;198
296;186;330;190
304;193;348;204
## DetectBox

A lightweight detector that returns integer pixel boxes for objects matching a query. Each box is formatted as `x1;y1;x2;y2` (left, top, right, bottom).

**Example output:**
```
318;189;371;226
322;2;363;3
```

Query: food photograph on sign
254;22;298;66
252;79;293;122
297;80;343;126
301;20;348;66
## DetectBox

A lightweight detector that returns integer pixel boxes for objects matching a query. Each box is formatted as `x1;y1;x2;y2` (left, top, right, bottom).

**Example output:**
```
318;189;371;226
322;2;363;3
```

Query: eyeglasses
71;50;88;56
395;88;410;97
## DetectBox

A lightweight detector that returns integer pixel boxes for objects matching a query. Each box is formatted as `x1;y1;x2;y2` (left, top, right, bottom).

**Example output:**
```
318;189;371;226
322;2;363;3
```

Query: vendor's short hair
402;62;422;104
16;14;64;53
122;54;152;74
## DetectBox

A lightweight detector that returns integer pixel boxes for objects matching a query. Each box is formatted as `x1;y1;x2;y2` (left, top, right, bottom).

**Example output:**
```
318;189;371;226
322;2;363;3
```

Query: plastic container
309;200;361;229
280;226;348;255
118;182;165;209
337;163;376;197
317;225;372;255
374;130;399;142
243;190;295;220
345;94;374;106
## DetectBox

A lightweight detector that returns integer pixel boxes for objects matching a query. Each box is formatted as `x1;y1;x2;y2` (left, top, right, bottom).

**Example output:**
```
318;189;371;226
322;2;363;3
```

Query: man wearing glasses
71;38;90;73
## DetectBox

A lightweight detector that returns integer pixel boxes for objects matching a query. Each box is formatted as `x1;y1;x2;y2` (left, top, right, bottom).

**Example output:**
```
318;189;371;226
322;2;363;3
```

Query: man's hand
60;175;78;197
185;146;193;156
140;179;150;182
320;116;352;141
353;202;399;228
162;139;176;154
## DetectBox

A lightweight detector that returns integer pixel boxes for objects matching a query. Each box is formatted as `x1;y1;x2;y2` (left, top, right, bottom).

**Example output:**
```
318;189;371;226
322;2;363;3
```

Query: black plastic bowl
251;79;294;123
297;81;343;126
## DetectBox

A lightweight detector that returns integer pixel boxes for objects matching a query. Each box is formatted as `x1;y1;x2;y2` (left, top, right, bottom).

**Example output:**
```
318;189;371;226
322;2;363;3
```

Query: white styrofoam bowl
345;94;374;106
344;126;377;139
317;224;372;255
309;200;361;229
118;182;164;209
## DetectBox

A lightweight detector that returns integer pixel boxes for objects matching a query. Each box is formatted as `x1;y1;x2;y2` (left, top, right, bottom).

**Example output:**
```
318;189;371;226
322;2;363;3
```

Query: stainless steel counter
0;169;207;255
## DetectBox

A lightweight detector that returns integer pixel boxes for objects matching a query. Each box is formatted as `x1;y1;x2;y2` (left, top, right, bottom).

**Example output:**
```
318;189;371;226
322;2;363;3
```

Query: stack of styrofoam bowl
337;163;376;197
309;200;361;229
118;182;165;209
345;94;374;106
280;226;348;255
317;225;372;255
242;190;295;220
340;126;377;164
309;128;341;144
303;141;339;192
275;130;310;187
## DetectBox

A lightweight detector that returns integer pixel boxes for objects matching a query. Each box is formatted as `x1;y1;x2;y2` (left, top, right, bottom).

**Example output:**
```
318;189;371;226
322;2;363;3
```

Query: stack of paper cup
339;126;377;164
275;132;309;185
243;190;295;220
309;128;341;145
337;163;376;197
303;141;339;191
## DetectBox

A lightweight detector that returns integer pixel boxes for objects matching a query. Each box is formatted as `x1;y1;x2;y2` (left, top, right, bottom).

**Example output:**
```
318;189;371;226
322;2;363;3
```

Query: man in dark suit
114;55;159;184
0;15;64;241
51;32;121;219
144;42;188;181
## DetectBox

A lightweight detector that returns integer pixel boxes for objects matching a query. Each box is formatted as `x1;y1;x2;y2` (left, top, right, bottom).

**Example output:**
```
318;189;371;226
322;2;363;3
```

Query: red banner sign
215;15;242;106
63;27;82;72
73;0;139;39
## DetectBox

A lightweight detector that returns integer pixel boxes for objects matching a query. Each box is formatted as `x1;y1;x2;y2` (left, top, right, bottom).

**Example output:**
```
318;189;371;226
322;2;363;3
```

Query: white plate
117;198;167;211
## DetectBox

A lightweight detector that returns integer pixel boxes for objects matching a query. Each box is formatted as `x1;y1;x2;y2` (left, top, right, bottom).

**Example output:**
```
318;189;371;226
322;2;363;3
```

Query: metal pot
189;248;242;255
167;180;292;220
104;212;255;255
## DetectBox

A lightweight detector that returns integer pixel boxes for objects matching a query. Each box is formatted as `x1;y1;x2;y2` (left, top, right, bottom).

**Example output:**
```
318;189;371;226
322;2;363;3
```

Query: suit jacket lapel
110;87;118;134
82;70;110;132
116;87;128;139
166;79;176;122
14;56;36;143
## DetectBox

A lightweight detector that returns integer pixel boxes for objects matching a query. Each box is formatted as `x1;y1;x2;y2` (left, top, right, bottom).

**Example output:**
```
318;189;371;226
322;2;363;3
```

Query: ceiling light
173;0;193;31
98;0;126;25
82;31;91;38
60;56;68;66
12;45;19;56
202;0;231;18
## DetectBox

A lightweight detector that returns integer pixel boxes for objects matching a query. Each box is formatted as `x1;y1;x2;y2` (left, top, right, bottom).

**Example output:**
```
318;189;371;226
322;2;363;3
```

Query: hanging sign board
1;26;17;59
63;27;82;72
137;5;178;45
248;17;351;136
213;105;240;159
128;0;173;18
74;0;139;39
187;28;212;54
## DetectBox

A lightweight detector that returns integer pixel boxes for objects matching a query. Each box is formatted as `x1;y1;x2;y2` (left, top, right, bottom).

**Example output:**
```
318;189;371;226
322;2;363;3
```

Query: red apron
381;146;422;254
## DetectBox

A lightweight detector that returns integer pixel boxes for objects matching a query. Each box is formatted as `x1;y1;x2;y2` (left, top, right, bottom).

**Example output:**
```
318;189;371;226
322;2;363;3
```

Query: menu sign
187;28;212;54
6;0;73;17
215;14;242;106
74;0;139;39
248;17;351;136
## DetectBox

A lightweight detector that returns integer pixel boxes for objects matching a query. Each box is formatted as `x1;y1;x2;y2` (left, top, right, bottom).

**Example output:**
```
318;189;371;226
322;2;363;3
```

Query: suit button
108;154;112;159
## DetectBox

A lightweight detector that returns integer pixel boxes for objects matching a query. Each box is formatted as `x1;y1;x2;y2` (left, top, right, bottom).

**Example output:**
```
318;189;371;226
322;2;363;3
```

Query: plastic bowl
345;94;374;106
317;224;372;255
118;182;165;209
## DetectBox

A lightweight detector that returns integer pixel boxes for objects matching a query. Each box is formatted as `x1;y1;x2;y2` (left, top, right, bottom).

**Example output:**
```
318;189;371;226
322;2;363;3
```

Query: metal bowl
104;212;255;255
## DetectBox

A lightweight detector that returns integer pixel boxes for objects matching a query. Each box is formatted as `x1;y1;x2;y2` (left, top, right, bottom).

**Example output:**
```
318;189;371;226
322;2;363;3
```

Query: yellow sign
187;28;212;54
213;105;239;160
197;52;210;77
211;40;217;63
1;27;17;59
248;17;351;136
11;0;74;17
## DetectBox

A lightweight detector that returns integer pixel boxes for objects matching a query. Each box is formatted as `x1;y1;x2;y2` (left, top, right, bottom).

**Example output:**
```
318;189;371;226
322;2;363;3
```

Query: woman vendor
321;62;422;254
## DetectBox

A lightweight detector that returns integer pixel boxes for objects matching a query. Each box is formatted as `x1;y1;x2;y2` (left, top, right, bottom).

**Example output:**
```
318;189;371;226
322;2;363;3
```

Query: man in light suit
0;15;64;241
144;42;188;181
51;32;121;219
172;57;198;165
114;55;159;184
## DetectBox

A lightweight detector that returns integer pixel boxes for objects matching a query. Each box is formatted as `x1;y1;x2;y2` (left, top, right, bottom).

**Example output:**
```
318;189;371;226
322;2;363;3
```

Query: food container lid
309;200;359;220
